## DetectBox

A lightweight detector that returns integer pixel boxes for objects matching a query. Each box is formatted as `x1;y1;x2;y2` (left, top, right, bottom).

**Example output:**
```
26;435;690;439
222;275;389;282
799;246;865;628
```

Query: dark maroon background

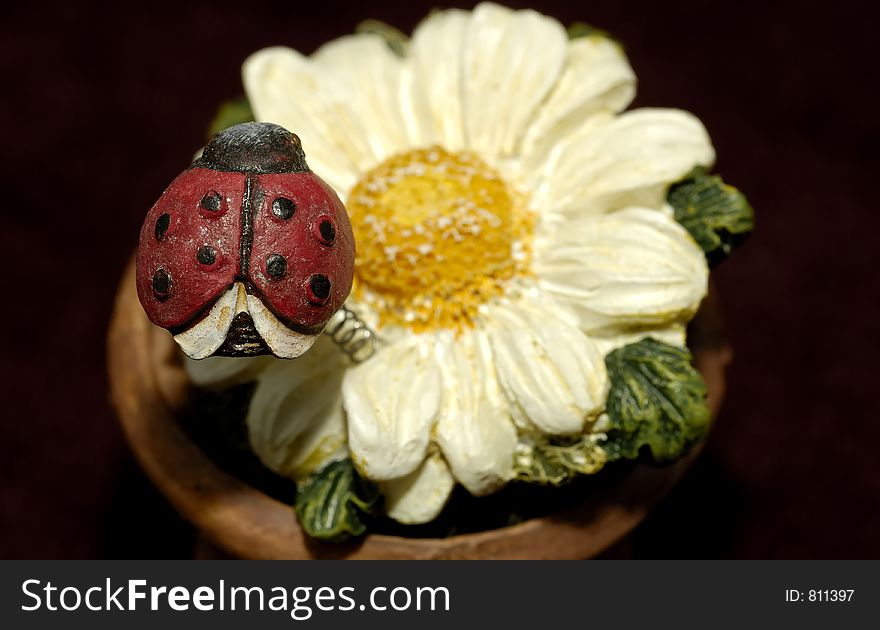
1;0;877;558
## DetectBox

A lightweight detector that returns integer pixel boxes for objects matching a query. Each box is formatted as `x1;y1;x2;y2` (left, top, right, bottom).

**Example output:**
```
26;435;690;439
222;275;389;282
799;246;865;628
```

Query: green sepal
567;21;618;43
207;97;254;137
294;458;381;542
514;434;607;486
668;166;754;265
602;338;711;463
355;19;409;57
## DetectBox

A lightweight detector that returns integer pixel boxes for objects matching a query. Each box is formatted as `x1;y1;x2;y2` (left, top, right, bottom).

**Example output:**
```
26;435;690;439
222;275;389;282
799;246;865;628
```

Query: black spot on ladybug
201;191;222;212
152;268;172;301
266;253;287;280
197;245;217;266
319;220;336;243
155;213;170;241
272;197;296;220
308;274;331;304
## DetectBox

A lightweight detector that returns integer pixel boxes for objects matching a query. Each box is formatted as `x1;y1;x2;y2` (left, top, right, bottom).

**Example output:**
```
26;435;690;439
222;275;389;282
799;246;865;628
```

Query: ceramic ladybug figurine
136;122;355;360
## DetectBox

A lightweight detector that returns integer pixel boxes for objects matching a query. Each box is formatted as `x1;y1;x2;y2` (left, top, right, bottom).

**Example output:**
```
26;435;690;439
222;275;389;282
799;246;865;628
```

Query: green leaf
567;21;618;44
668;166;754;265
514;434;607;486
602;338;711;463
207;97;254;137
294;458;381;542
355;19;409;57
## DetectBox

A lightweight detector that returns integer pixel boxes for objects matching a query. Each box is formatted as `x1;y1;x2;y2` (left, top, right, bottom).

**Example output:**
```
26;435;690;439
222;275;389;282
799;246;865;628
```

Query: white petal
184;355;273;389
311;34;413;163
434;330;517;496
343;337;441;480
486;298;608;435
461;3;567;159
409;8;469;150
379;452;455;525
535;206;709;333
246;338;347;480
592;324;687;357
243;47;363;193
532;108;715;215
521;35;636;170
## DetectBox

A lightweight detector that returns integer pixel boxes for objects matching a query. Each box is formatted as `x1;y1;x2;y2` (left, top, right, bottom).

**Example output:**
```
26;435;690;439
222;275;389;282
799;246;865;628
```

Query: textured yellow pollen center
347;147;534;331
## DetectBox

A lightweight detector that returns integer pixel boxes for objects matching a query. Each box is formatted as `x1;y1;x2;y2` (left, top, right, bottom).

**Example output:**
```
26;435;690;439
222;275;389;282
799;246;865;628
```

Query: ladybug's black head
193;122;309;174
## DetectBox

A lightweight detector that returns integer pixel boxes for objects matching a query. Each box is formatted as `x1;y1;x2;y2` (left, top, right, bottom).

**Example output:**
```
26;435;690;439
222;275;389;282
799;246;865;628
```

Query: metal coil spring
325;305;379;363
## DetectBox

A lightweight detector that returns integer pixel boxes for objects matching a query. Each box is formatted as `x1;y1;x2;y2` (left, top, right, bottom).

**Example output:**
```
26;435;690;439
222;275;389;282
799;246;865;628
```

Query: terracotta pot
108;257;731;559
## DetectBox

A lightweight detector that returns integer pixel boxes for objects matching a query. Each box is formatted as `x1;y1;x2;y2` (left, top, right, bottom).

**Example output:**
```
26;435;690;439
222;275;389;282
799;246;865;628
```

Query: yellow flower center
347;147;534;331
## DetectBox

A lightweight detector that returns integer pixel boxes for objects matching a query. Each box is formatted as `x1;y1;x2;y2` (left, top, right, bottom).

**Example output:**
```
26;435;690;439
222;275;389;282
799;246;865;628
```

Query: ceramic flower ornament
183;2;753;540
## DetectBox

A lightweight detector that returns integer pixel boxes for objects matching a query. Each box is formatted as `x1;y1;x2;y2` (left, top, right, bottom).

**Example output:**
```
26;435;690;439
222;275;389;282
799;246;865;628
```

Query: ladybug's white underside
173;283;319;360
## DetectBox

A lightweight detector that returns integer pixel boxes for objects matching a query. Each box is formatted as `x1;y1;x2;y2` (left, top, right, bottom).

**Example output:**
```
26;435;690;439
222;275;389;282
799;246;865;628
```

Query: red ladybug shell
136;123;354;342
136;168;244;329
249;172;354;330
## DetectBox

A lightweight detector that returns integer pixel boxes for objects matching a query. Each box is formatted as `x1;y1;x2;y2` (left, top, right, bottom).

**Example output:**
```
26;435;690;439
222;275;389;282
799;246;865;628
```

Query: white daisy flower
189;2;712;525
